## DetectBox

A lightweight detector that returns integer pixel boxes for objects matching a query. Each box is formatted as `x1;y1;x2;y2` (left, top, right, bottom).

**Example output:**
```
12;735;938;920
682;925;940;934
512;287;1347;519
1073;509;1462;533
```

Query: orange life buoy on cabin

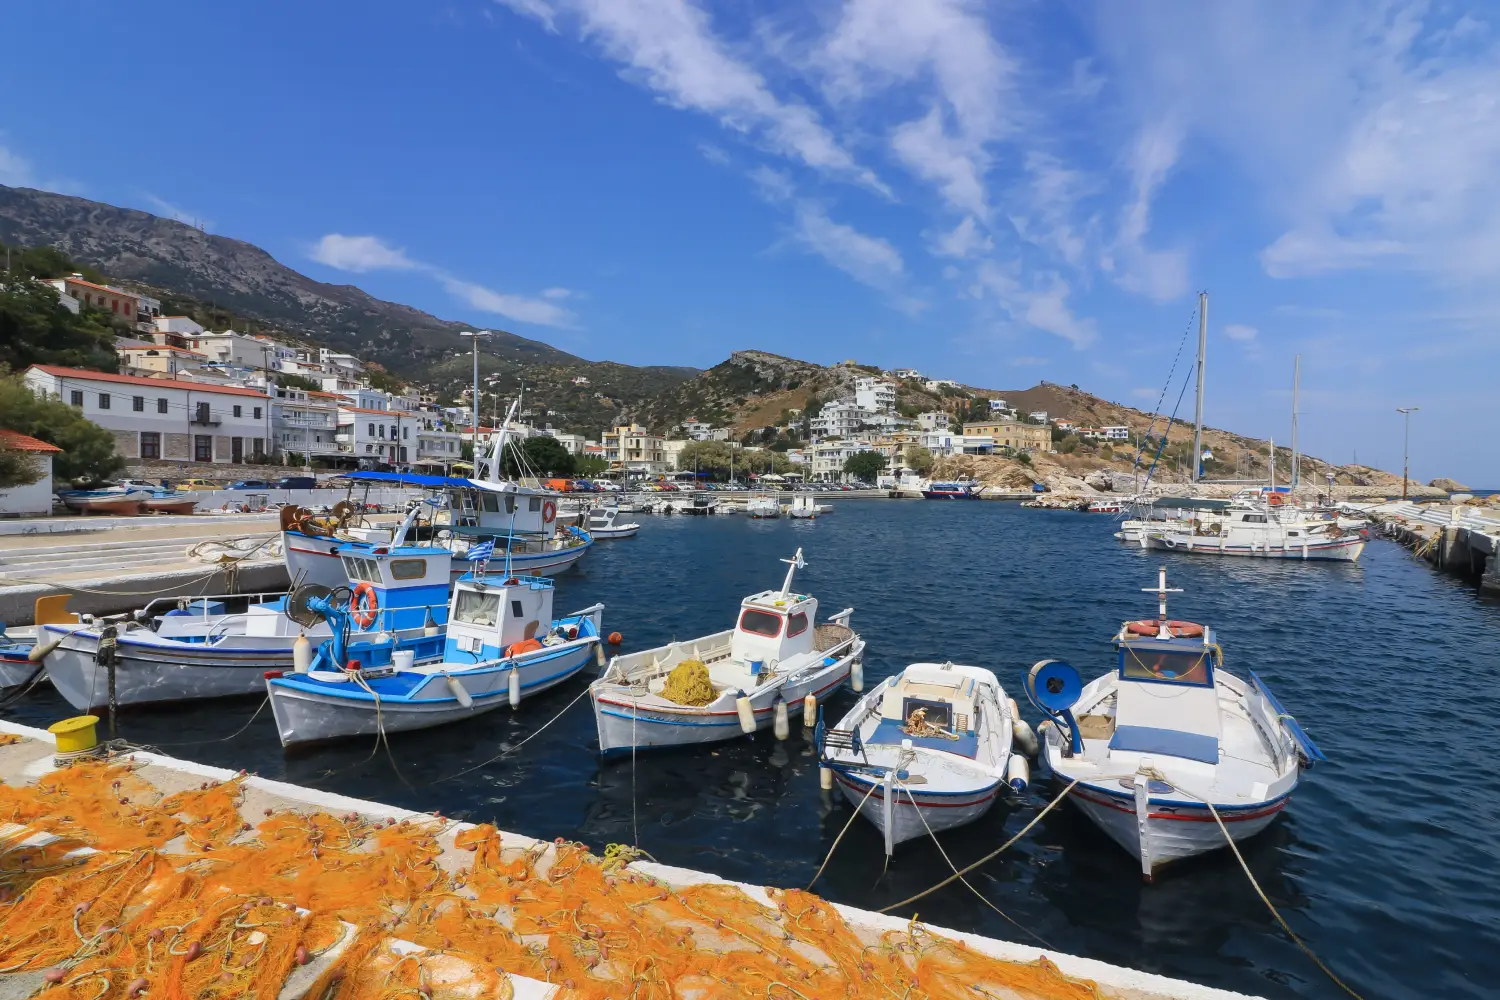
1126;619;1204;638
350;582;380;629
541;500;557;524
1267;493;1285;506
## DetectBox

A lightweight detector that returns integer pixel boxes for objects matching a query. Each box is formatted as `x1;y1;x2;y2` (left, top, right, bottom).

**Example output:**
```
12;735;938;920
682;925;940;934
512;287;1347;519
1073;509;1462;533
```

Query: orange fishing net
0;760;1104;1000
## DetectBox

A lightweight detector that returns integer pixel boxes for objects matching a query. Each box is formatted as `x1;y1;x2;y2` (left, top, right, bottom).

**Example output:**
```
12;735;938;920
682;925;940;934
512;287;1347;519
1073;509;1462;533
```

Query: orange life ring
505;638;544;657
350;582;380;629
1126;619;1204;638
1267;493;1285;506
541;500;557;524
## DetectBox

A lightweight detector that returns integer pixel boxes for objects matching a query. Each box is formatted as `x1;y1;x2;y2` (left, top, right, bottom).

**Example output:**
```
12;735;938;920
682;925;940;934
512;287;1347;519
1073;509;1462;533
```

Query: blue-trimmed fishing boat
921;480;980;499
266;568;603;746
1032;567;1324;878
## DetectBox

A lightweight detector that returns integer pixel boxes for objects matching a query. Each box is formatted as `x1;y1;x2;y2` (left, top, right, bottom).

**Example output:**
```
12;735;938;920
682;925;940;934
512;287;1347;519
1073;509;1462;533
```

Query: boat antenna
780;547;806;597
1191;290;1208;483
1142;566;1183;636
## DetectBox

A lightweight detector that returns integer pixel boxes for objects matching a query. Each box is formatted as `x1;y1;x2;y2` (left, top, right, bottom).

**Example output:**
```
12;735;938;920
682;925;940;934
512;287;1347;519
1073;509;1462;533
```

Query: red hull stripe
835;773;999;809
595;666;850;718
1070;786;1288;823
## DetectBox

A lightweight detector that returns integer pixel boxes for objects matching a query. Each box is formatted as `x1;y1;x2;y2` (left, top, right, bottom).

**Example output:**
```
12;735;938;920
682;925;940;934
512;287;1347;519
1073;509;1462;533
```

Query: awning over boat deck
1143;497;1232;511
343;471;512;492
868;719;979;759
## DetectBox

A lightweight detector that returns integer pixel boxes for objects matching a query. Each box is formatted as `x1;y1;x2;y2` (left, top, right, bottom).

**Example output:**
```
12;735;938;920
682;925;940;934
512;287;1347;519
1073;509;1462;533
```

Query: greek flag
467;539;495;563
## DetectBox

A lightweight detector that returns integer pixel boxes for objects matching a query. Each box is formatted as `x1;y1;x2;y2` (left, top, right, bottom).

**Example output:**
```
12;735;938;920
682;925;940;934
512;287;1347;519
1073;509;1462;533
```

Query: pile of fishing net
661;659;715;706
0;758;1106;1000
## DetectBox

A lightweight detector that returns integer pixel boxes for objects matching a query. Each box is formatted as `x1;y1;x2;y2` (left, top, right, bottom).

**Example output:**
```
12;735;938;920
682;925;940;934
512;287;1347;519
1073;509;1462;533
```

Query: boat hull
0;646;41;689
144;499;197;515
835;770;1004;847
1144;533;1365;561
268;640;598;746
920;491;979;500
1063;777;1291;876
592;644;862;755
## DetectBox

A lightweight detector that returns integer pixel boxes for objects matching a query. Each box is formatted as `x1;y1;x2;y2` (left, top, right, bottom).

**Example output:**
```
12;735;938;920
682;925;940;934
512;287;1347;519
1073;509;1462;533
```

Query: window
233;405;242;418
510;600;524;619
253;407;262;420
738;609;783;637
98;393;110;409
368;423;375;437
454;589;501;626
194;435;212;461
481;493;500;513
70;390;83;407
390;559;427;581
124;302;131;315
529;497;541;512
1119;647;1211;686
787;611;809;637
111;300;119;314
133;396;144;412
341;556;382;584
157;398;168;414
389;426;397;439
403;426;408;439
1242;514;1267;524
140;432;161;459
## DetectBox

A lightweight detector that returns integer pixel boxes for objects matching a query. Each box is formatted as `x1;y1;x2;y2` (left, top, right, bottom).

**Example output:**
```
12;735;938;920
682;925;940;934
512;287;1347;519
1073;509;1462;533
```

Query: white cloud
791;202;904;290
697;142;730;166
931;216;992;259
0;144;34;187
494;0;557;32
310;234;419;273
502;0;886;194
138;192;212;230
311;233;575;327
1011;356;1049;366
890;107;989;217
1223;323;1258;342
977;261;1096;348
1101;120;1188;302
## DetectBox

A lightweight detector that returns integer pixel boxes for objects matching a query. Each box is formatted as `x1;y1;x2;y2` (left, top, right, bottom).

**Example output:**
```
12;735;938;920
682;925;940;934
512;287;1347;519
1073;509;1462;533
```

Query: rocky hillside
0;185;696;424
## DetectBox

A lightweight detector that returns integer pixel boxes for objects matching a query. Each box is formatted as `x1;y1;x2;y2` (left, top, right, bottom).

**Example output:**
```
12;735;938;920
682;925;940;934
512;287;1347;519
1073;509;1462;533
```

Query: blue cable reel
1025;659;1084;755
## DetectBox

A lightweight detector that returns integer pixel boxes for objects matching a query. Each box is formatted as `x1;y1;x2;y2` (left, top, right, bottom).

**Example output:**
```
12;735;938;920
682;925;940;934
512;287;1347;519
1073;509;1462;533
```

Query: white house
24;365;272;465
917;411;951;432
891;369;922;380
336;406;409;465
0;429;61;514
810;440;874;480
809;400;872;441
987;398;1008;413
548;432;587;455
272;386;341;462
854;377;896;413
924;378;960;392
188;330;281;369
1028;410;1049;424
1100;425;1130;441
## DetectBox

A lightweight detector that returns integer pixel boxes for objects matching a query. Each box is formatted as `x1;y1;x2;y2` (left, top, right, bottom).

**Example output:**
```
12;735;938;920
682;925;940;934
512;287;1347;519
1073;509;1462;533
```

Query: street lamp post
1396;406;1419;500
459;331;492;467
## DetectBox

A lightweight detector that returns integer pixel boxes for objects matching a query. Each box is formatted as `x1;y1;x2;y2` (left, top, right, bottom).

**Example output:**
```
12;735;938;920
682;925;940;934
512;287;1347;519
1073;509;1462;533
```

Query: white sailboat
1033;567;1324;878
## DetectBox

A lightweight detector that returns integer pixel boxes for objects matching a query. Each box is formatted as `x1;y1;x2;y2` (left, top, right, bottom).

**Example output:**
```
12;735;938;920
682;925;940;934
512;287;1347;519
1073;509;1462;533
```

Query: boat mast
1290;354;1301;491
1191;291;1208;484
779;547;806;597
1269;436;1276;492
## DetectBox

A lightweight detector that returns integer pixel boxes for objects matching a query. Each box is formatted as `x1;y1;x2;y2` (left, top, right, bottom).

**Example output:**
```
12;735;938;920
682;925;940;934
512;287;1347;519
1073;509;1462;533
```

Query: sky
1;1;1496;484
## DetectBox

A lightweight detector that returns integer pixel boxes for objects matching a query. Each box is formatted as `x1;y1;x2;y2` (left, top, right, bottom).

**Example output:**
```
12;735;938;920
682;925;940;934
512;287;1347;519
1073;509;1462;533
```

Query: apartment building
962;420;1052;453
809;400;872;441
44;276;160;332
854;377;896;414
809;440;875;481
24;365;271;464
117;342;209;376
272;386;341;461
602;423;666;475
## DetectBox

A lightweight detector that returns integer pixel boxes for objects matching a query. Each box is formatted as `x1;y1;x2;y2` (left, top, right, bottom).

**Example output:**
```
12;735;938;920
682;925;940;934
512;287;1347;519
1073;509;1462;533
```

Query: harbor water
6;500;1497;999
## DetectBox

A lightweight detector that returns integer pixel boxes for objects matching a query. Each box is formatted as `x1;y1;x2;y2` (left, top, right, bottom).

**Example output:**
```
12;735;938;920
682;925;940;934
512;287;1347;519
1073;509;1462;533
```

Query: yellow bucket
48;716;100;755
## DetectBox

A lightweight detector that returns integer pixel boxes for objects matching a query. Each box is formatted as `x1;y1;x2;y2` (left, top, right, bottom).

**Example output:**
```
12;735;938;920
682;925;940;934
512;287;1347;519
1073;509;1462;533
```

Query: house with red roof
0;429;63;515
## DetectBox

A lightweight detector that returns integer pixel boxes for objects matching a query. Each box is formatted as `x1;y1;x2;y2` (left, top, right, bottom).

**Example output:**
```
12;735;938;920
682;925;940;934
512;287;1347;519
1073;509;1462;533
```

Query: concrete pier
0;720;1262;1000
1368;501;1500;595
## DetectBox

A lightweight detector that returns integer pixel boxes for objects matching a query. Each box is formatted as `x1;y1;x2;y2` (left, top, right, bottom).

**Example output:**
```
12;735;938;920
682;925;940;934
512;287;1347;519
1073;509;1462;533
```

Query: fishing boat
0;627;41;690
39;527;452;711
1031;567;1324;878
266;573;604;746
681;495;718;515
58;487;151;515
142;490;198;515
788;495;831;519
746;496;780;518
818;662;1028;857
1141;502;1366;561
921;480;981;500
590;548;864;755
1086;499;1123;514
583;506;640;539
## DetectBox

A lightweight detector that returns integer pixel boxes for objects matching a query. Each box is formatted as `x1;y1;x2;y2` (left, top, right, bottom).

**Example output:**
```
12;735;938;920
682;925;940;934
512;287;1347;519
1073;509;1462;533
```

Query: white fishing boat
819;662;1027;857
1086;499;1123;514
0;626;41;690
583;506;640;539
1141;501;1365;561
266;574;603;746
681;495;718;515
746;496;780;519
58;486;152;515
590;549;864;755
40;530;452;711
1032;567;1324;878
788;495;832;519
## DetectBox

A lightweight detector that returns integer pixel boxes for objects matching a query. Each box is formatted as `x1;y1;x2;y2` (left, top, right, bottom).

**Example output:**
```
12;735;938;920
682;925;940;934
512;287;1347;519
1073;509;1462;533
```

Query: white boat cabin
446;482;561;539
730;587;819;681
443;575;557;662
1107;630;1222;765
875;664;981;752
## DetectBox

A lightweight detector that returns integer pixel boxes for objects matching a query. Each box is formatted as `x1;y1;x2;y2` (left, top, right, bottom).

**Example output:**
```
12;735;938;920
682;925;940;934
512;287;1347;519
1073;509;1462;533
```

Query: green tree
274;372;323;392
503;435;576;477
1057;434;1080;455
1;242;106;283
0;279;121;373
367;368;405;394
0;373;123;484
902;444;935;475
0;447;41;489
574;454;608;477
842;450;888;481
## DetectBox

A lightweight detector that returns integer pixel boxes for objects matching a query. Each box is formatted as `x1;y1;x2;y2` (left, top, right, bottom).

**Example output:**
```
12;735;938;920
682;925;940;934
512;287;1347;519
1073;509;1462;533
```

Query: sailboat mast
1191;291;1208;483
1291;355;1301;491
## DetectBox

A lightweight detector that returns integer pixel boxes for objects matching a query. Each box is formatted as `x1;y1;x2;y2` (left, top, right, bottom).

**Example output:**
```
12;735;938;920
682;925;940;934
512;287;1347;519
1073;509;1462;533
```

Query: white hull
269;640;598;746
593;651;858;755
836;770;1004;847
1143;533;1365;561
587;525;639;538
1;651;41;690
284;530;591;589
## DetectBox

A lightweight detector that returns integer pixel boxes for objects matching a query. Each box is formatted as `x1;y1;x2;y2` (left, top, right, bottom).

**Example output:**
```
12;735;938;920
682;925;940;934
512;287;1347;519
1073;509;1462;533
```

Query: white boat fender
819;765;833;790
773;697;790;741
292;633;312;674
735;693;756;734
594;641;606;668
508;667;521;708
803;692;817;727
445;675;474;709
1013;717;1039;758
1006;754;1029;794
851;658;864;692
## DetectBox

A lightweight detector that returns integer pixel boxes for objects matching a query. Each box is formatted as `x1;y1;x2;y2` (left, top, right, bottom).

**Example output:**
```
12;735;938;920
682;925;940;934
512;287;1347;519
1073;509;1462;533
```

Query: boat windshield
342;556;382;584
738;609;783;637
454;589;502;627
1119;646;1212;686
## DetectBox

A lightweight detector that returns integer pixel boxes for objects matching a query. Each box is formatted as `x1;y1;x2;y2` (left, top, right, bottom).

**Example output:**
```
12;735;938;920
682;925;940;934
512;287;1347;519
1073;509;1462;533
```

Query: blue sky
1;1;1495;483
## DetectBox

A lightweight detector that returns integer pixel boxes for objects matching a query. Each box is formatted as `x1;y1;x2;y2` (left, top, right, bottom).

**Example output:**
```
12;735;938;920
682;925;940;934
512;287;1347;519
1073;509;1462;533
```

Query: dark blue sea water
7;501;1499;999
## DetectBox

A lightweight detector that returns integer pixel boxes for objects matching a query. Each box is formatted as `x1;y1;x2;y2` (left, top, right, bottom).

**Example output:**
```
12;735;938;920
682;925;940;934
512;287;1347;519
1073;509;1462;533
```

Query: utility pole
459;331;491;467
1397;407;1419;500
1191;291;1207;483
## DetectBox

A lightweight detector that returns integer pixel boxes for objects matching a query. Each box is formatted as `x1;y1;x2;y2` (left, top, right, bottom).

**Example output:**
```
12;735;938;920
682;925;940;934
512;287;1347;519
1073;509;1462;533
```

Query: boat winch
1025;658;1083;755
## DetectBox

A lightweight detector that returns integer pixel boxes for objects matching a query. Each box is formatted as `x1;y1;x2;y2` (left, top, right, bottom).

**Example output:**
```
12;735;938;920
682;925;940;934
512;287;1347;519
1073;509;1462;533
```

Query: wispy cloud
0;144;34;188
1223;323;1258;342
931;216;992;259
494;0;558;33
977;261;1095;348
790;202;904;289
1011;356;1049;366
137;192;212;230
310;233;575;327
1101;120;1188;302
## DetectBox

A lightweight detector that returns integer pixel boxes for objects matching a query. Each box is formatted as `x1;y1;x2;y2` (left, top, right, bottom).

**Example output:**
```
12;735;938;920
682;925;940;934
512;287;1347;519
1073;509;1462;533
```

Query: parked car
117;479;161;491
177;479;221;491
275;476;317;490
228;480;272;490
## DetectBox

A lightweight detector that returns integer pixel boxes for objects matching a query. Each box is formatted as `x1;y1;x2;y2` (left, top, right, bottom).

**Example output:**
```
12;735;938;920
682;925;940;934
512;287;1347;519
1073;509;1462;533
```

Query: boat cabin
336;543;452;632
1109;632;1222;764
442;574;556;663
446;482;559;539
875;663;980;755
729;588;819;676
